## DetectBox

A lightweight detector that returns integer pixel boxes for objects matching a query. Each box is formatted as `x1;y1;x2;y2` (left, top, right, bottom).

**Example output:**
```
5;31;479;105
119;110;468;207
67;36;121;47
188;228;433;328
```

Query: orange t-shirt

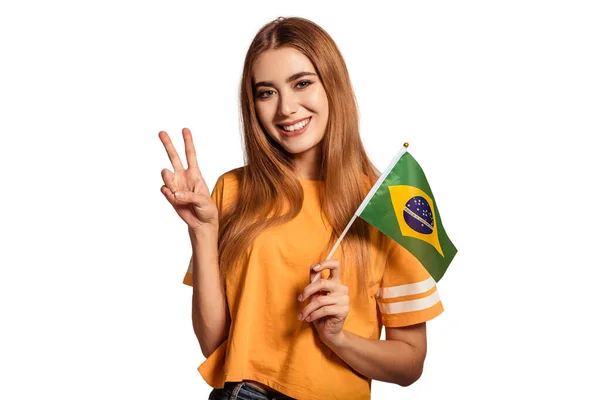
183;168;444;400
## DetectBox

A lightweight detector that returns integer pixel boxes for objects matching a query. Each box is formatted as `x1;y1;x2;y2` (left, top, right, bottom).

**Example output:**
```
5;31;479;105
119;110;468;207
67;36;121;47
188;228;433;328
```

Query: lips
277;117;311;128
278;117;311;137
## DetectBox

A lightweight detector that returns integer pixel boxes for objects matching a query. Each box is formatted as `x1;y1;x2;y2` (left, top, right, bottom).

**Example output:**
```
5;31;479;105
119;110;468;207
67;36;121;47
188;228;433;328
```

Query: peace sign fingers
158;127;218;231
182;127;200;171
159;130;185;172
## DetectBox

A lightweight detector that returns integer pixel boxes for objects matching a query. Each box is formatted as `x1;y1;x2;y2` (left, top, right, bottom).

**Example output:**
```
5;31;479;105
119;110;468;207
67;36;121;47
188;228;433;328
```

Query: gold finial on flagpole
403;142;409;148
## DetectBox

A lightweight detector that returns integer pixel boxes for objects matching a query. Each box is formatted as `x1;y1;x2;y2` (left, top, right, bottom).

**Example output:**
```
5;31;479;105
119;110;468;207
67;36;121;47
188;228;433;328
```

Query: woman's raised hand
159;128;218;232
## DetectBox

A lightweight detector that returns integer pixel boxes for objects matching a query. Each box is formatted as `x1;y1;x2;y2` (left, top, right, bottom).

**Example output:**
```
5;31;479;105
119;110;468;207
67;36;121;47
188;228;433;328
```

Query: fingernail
313;264;321;271
175;192;183;198
297;294;303;301
297;314;302;320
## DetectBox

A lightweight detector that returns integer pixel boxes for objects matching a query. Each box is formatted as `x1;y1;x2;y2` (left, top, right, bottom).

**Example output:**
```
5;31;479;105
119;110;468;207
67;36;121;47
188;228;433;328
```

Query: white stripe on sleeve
378;289;441;314
377;276;436;299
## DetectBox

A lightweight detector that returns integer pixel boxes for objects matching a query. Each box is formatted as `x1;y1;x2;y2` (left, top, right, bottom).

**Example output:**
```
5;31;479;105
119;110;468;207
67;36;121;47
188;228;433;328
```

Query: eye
296;80;313;89
257;89;276;99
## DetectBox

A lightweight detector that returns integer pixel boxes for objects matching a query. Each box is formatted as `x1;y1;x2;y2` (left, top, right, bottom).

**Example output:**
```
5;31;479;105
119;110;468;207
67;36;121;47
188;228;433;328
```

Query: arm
299;260;430;387
322;323;427;387
158;128;229;358
190;225;230;358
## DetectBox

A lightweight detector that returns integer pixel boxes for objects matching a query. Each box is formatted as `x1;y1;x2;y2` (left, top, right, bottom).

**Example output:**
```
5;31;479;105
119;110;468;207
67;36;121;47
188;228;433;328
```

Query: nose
277;89;299;117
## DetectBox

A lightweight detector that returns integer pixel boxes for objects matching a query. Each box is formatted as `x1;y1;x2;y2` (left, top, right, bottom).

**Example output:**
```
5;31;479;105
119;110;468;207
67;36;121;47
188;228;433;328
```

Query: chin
283;144;318;155
279;137;323;155
271;130;325;156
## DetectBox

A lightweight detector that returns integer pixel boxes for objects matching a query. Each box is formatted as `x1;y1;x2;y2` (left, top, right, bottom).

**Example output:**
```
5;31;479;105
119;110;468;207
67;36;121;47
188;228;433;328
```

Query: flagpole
311;214;357;283
311;143;410;284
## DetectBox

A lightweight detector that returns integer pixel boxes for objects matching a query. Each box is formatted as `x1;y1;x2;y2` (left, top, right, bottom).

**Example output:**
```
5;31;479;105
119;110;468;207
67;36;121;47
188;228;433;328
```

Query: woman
159;16;443;400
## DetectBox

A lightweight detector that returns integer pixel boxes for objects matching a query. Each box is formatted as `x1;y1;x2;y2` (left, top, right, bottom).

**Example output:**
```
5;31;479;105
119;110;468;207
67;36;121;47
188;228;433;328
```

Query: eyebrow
253;71;318;89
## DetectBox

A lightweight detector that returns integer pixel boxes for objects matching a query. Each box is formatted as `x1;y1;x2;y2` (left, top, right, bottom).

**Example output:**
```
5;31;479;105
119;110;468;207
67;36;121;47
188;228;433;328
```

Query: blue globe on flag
403;196;434;235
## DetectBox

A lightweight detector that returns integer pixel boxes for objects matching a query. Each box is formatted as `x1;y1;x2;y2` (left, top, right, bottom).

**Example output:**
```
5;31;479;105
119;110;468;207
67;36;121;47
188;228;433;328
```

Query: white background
1;0;599;399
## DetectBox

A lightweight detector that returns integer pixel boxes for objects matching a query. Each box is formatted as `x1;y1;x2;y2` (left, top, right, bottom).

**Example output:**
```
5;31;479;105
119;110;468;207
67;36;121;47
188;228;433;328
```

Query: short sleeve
182;174;226;287
376;240;444;327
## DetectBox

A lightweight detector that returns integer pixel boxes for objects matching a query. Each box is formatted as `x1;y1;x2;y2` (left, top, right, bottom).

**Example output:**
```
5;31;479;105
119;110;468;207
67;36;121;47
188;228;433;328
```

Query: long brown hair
217;17;381;296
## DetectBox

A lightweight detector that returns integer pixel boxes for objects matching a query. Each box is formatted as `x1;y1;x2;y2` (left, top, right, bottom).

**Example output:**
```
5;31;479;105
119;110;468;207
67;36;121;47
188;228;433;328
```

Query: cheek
254;103;273;127
306;88;329;115
254;104;280;142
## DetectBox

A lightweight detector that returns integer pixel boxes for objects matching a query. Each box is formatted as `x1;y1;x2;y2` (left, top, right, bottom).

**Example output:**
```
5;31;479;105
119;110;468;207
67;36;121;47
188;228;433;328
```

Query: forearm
189;226;229;358
323;330;424;386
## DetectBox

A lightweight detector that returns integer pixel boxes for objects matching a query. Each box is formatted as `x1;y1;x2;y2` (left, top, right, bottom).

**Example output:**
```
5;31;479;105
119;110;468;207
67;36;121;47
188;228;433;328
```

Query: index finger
158;130;185;171
182;128;199;170
300;279;338;301
310;260;340;284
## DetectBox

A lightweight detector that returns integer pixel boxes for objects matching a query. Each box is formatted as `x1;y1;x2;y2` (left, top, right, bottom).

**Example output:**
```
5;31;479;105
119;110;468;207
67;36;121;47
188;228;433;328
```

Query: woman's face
252;47;329;157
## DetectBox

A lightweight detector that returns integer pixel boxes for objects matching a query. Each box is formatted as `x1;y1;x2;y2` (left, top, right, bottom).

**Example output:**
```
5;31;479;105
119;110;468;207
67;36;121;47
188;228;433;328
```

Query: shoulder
211;166;246;208
216;166;245;189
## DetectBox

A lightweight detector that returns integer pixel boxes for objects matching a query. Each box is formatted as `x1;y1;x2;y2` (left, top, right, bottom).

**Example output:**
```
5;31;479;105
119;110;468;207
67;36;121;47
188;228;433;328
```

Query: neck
292;145;322;180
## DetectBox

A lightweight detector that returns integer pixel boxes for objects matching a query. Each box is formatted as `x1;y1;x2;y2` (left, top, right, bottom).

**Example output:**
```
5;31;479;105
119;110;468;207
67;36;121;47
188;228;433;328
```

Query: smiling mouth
277;117;311;133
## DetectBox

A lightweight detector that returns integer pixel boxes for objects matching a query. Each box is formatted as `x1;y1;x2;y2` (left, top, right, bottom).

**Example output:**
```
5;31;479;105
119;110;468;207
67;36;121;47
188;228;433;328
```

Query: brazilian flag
357;149;457;281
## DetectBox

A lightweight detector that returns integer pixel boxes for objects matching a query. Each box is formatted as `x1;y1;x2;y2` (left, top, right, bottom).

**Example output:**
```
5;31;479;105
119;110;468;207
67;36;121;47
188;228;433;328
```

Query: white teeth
281;118;309;132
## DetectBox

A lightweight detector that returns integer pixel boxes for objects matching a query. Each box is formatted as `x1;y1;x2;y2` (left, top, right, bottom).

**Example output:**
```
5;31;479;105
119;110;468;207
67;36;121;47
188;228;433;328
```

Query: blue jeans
208;381;295;400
